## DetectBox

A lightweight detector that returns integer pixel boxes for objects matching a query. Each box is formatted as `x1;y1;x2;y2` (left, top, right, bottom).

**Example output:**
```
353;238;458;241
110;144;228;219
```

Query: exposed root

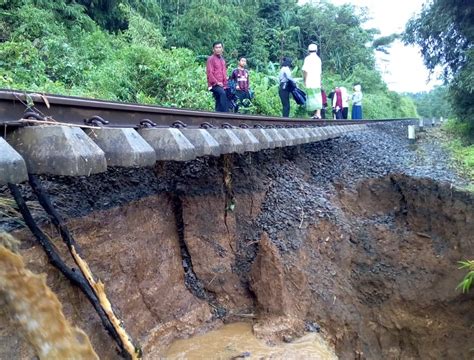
8;180;141;359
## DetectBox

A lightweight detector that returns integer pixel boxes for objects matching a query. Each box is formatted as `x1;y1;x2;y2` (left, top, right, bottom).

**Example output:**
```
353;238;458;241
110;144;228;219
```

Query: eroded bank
1;123;473;359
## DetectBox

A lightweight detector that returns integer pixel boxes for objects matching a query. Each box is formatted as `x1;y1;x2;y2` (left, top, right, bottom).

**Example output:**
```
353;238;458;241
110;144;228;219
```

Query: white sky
302;0;442;92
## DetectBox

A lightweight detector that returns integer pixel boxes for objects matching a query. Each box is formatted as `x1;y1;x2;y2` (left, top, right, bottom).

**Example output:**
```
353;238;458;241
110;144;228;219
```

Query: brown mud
163;322;337;359
1;126;473;359
0;237;98;359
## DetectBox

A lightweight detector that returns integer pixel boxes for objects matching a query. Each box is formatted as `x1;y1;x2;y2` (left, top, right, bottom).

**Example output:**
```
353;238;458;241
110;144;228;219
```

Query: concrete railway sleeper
0;89;416;186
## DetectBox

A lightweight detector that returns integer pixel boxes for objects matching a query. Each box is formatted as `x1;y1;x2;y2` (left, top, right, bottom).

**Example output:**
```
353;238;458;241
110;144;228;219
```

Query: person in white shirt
302;43;322;119
340;86;350;119
278;56;295;117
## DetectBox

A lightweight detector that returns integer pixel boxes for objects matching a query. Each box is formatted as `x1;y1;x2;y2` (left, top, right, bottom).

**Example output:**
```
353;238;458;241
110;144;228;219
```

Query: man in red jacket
206;41;229;112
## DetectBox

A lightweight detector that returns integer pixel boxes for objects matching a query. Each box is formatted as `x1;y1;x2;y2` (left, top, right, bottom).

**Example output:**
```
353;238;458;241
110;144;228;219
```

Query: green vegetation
457;260;474;293
404;0;474;183
0;0;417;118
404;86;452;120
404;0;474;140
442;119;474;181
404;1;474;303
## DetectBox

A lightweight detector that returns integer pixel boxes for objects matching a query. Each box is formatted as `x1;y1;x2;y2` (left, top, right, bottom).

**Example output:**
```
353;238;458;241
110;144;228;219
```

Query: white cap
308;43;318;52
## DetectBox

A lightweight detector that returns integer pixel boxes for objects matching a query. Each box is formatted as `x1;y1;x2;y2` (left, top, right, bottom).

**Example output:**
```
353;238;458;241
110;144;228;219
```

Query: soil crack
169;192;227;319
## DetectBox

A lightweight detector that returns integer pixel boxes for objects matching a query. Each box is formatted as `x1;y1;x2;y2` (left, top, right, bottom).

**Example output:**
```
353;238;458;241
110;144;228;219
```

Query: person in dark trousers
321;88;328;119
328;90;335;119
229;57;251;112
340;86;349;119
278;57;294;117
206;41;228;112
332;87;343;119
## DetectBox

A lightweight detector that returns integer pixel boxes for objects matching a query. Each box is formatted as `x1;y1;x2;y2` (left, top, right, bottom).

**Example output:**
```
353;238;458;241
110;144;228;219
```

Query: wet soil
1;122;473;359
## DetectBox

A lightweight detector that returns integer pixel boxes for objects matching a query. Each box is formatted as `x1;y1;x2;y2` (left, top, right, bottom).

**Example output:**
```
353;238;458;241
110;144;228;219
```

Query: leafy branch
456;260;474;293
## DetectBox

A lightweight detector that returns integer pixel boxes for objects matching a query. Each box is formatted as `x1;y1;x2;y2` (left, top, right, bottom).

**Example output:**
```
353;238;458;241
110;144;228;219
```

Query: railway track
0;89;413;129
0;89;417;185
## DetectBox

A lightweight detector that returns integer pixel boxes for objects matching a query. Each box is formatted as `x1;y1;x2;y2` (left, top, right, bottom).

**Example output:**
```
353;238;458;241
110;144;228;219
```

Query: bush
0;40;48;87
0;0;420;120
444;119;474;144
443;119;474;179
457;260;474;293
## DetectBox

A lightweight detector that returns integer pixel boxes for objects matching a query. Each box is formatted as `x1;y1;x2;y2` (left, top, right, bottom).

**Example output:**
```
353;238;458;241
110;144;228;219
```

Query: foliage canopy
404;0;474;138
0;0;417;119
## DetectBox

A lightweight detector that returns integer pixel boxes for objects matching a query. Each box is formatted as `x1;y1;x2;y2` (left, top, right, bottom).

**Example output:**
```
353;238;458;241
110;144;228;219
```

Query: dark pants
233;90;251;113
236;89;250;100
211;85;228;112
334;109;343;119
342;107;348;119
321;108;326;119
279;85;291;117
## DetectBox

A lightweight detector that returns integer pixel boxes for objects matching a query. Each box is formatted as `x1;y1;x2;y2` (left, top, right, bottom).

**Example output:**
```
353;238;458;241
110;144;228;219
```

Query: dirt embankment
1;126;473;359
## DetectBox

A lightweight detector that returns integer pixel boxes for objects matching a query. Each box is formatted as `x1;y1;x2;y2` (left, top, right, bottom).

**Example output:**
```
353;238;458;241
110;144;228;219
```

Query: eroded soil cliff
1;123;473;359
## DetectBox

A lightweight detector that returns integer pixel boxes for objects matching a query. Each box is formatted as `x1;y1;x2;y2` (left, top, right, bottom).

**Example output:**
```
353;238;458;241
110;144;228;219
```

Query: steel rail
0;89;416;129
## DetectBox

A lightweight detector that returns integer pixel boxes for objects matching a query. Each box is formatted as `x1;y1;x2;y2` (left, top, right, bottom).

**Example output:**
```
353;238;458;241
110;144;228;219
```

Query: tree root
8;178;141;359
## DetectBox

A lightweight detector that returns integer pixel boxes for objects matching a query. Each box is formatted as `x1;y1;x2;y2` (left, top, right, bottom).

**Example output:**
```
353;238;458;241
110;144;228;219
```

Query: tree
404;0;474;138
165;0;242;56
76;0;162;31
404;0;473;80
297;3;376;77
405;86;451;119
372;34;400;55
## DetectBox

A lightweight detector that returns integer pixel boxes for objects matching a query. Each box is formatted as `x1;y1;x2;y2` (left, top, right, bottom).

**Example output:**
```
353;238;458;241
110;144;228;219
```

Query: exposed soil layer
1;122;473;359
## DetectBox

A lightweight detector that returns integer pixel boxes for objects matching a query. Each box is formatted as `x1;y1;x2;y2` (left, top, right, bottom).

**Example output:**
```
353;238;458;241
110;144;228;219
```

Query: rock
230;351;251;359
305;321;321;333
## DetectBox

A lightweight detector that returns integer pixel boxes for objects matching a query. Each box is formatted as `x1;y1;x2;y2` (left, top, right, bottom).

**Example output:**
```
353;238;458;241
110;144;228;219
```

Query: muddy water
164;322;337;360
0;235;98;359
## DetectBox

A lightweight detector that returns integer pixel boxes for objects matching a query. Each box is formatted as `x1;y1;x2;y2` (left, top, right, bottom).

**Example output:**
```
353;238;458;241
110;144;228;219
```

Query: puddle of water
163;322;337;360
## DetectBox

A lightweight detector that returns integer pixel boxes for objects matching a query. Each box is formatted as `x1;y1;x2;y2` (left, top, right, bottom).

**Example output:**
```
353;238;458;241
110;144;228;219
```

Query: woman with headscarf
351;84;363;119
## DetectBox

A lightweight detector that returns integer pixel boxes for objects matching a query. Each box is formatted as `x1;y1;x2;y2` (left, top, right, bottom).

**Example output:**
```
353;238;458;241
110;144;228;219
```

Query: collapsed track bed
1;122;472;359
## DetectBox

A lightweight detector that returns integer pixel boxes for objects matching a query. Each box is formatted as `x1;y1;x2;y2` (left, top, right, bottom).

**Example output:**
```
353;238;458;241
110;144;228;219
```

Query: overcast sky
303;0;441;93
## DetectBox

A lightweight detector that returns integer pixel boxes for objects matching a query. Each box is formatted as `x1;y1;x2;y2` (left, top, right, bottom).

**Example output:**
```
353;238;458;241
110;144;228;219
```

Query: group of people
326;85;363;120
206;41;252;113
279;43;364;120
279;43;326;119
206;41;363;119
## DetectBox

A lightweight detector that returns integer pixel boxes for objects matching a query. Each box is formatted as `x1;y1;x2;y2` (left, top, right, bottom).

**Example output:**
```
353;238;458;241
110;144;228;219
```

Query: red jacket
206;54;228;88
321;89;327;107
334;88;343;109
